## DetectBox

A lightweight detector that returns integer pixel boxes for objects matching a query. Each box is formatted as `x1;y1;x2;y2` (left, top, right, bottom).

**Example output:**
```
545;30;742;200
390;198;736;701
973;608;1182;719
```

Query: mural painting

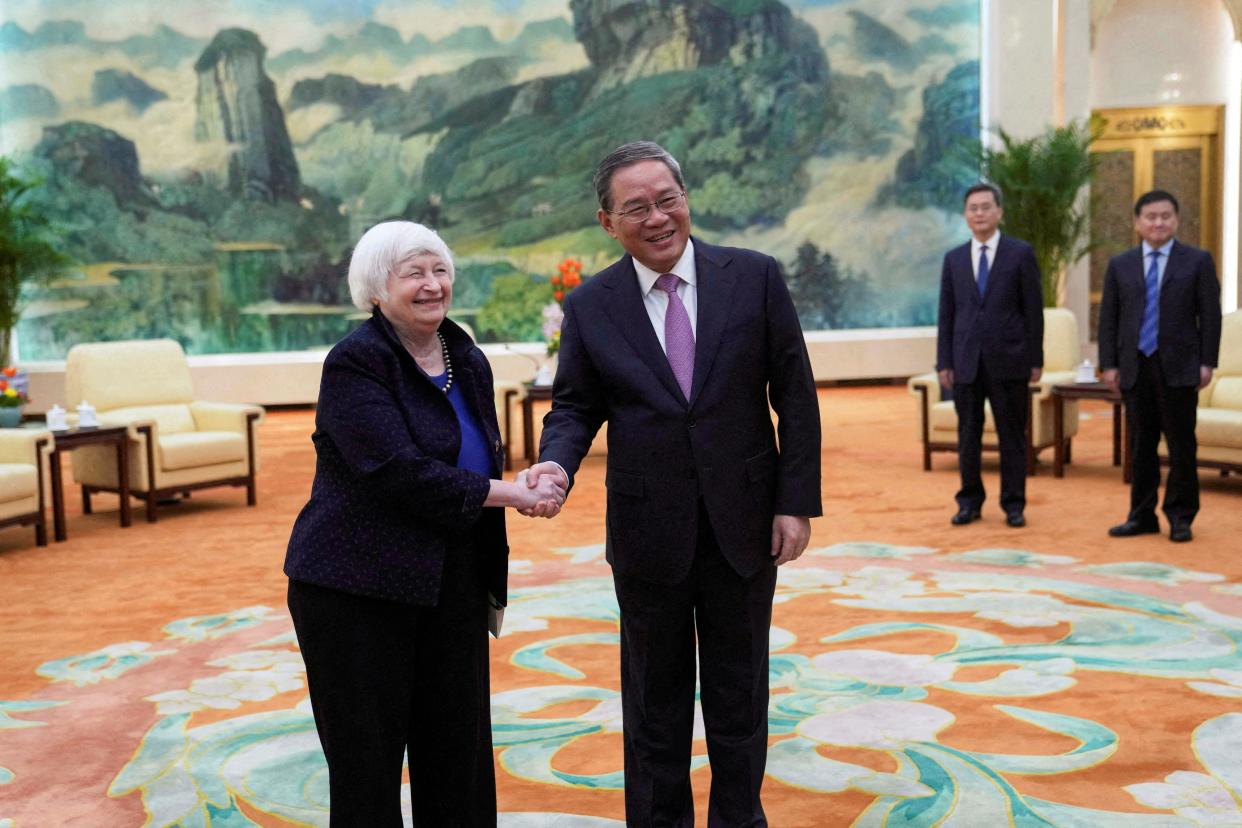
0;0;980;358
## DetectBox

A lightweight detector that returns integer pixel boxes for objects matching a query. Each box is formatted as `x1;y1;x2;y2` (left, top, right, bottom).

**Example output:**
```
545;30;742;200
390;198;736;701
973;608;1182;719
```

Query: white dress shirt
970;231;1000;282
632;239;698;353
1141;239;1174;287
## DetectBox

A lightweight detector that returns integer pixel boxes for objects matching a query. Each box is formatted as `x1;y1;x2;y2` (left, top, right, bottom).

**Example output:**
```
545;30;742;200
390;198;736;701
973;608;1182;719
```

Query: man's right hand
517;461;570;518
937;369;954;388
1101;368;1120;394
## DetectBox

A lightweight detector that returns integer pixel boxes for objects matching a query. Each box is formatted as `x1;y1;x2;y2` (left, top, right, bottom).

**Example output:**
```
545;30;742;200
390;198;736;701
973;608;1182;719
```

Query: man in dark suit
1099;189;1221;543
520;141;821;826
936;183;1044;527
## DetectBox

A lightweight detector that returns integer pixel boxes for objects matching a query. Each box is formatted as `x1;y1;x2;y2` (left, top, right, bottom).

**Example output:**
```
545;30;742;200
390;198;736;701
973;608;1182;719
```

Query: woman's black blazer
284;309;508;607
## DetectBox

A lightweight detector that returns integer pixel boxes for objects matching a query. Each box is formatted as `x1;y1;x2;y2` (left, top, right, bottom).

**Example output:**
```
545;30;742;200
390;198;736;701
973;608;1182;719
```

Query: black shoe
1169;523;1193;543
951;509;981;526
1005;512;1026;528
1108;519;1160;537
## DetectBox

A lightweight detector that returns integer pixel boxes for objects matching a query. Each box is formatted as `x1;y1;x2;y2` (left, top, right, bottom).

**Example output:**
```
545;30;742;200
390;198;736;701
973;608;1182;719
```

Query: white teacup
77;401;99;428
46;404;68;431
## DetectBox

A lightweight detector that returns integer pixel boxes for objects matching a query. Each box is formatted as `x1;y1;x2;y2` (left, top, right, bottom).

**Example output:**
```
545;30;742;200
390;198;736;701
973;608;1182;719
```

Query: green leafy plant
972;118;1100;307
0;156;71;366
0;386;29;408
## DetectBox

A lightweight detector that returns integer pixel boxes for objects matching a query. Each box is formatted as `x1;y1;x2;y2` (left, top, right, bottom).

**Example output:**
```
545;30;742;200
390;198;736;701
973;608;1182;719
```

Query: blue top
431;370;492;476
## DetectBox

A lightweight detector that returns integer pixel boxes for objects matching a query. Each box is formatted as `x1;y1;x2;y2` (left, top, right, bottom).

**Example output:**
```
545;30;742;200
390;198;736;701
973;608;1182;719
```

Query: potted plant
972;118;1100;307
0;155;70;375
0;370;28;427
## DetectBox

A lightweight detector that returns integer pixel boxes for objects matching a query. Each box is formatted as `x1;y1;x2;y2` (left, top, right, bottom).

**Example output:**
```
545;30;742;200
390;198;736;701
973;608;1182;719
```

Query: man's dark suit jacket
285;310;508;607
936;235;1044;382
1098;241;1222;389
539;238;822;585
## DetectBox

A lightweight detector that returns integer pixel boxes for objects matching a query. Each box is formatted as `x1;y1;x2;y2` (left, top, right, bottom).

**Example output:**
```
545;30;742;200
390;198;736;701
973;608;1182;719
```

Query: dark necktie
655;273;694;399
1139;251;1161;356
977;245;990;298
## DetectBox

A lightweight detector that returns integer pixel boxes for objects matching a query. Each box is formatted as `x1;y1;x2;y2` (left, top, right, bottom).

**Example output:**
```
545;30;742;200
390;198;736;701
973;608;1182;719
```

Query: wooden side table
521;384;555;466
1051;382;1130;482
502;387;520;471
48;425;131;541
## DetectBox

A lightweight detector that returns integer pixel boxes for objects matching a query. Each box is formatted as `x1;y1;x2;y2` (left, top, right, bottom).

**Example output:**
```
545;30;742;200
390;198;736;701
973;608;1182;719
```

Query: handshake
512;461;570;518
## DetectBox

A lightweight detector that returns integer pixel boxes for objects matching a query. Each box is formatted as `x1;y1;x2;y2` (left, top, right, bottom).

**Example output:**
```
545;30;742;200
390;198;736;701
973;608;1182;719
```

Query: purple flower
541;302;564;341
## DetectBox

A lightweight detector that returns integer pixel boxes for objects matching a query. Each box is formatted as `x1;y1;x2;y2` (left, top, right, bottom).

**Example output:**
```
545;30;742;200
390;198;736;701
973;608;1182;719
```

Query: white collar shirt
970;231;1001;280
1141;239;1175;288
633;238;698;353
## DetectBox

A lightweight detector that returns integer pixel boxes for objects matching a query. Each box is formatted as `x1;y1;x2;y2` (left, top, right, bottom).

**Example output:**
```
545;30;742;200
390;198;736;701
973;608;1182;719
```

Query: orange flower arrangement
543;258;585;357
549;258;582;305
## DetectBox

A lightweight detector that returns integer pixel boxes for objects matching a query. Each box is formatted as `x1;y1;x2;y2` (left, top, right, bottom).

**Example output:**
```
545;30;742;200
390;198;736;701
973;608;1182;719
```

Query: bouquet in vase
543;257;583;358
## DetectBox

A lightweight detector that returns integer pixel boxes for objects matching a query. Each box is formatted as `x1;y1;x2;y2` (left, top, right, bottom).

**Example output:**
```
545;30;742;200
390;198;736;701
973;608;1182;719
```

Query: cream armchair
0;428;52;546
1176;309;1242;474
64;339;264;522
909;307;1083;473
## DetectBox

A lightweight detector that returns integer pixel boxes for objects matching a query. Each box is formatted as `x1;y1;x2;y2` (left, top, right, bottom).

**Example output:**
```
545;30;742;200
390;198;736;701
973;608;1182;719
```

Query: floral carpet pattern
4;541;1242;827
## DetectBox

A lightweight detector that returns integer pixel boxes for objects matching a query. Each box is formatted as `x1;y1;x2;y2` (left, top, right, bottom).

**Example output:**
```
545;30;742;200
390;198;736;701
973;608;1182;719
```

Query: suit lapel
688;241;739;405
1129;246;1148;298
1160;241;1186;296
954;243;980;305
600;257;688;405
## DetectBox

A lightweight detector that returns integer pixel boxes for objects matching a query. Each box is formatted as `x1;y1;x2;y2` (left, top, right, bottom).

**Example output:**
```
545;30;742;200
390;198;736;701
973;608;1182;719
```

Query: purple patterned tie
655;272;695;399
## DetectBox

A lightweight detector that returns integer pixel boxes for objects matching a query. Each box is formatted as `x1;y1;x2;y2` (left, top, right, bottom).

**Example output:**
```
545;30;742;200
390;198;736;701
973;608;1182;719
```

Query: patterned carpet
2;389;1241;826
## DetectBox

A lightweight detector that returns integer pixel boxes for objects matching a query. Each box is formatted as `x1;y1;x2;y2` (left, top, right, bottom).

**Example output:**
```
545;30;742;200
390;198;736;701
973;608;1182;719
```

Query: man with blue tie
936;183;1044;527
1099;190;1222;543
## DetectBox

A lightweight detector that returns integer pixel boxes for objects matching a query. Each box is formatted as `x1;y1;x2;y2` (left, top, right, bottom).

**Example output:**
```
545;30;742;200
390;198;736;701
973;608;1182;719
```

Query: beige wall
1091;0;1234;108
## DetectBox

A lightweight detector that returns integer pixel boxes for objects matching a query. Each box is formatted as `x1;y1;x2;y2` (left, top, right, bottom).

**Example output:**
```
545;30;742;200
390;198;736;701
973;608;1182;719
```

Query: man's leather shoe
951;509;981;526
1169;523;1193;543
1005;512;1026;528
1108;519;1160;537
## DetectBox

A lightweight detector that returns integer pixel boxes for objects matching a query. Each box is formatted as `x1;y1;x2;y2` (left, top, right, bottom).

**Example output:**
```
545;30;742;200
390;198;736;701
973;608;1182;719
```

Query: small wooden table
521;384;554;466
502;387;520;471
48;425;131;541
1051;382;1130;482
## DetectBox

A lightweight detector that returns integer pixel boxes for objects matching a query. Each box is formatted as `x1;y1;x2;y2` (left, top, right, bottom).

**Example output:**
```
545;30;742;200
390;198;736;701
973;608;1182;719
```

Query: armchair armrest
0;428;53;463
1029;371;1078;402
1199;377;1219;407
907;372;942;401
190;401;266;432
84;412;158;442
907;372;943;471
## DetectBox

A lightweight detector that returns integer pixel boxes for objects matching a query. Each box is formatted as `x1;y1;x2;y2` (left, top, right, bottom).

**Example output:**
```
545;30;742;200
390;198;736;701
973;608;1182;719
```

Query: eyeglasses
608;191;686;224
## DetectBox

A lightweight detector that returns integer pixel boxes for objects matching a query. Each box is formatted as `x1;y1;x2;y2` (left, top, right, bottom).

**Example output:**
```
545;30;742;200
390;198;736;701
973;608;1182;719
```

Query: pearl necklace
436;332;453;394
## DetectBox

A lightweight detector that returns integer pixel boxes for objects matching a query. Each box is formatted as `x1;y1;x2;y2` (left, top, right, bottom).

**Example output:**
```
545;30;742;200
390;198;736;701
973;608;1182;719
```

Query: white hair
347;221;456;311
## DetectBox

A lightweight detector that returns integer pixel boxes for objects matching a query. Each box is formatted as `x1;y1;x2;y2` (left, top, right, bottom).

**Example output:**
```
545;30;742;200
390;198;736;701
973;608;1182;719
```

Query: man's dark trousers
612;506;776;827
953;361;1029;514
1125;351;1199;525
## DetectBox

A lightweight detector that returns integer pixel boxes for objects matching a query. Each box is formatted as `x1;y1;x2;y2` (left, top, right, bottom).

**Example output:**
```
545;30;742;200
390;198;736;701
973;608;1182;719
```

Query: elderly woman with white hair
284;221;563;826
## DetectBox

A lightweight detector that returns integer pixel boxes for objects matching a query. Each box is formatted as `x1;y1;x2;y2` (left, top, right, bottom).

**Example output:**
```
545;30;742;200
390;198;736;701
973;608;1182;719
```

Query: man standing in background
1099;189;1221;543
936;183;1044;528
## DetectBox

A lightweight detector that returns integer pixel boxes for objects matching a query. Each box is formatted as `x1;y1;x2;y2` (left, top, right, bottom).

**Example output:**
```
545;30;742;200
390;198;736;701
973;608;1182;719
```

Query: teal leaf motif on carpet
0;700;66;729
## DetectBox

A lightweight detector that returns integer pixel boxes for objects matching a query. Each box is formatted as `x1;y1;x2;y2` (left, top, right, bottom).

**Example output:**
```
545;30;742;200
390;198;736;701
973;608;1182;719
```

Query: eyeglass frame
606;191;687;224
